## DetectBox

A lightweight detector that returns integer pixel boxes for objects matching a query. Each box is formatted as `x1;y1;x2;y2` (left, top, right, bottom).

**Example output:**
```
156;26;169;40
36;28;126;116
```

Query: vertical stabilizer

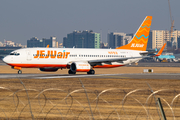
116;16;152;51
155;43;166;56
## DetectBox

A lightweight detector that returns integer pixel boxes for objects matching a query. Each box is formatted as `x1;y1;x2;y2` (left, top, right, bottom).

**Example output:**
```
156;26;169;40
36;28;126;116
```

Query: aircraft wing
88;58;127;65
67;56;149;66
84;56;150;66
88;56;146;63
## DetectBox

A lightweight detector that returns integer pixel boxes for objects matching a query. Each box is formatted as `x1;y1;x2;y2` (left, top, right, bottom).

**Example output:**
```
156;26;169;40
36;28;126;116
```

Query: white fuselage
3;48;143;69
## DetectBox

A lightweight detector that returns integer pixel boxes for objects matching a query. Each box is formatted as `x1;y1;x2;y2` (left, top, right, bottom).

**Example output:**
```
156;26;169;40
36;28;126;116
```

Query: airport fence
0;78;179;120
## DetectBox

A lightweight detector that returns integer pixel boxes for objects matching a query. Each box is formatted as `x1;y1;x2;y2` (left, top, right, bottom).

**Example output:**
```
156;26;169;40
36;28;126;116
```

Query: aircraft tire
18;70;22;74
87;70;95;74
68;70;76;74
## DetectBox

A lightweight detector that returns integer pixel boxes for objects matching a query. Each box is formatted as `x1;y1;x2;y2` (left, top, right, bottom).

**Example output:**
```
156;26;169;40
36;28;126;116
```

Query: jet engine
70;62;91;72
39;67;59;72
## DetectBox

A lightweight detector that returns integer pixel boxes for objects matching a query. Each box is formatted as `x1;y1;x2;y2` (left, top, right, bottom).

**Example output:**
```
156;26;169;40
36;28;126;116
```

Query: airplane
3;16;162;74
156;53;175;62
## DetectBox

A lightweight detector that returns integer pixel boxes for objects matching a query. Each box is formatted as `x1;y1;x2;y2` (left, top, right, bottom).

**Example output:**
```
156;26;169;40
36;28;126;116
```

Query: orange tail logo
116;16;152;51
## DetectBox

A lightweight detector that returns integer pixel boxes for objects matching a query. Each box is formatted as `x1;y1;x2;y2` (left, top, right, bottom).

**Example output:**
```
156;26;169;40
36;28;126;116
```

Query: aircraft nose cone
2;57;8;64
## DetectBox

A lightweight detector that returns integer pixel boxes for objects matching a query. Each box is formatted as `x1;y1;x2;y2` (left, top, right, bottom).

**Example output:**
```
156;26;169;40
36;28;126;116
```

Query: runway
1;73;180;79
1;61;180;80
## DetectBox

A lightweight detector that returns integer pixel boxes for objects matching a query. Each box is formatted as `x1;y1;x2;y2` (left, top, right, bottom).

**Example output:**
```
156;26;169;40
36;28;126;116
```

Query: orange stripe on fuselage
76;69;90;72
7;63;124;69
7;63;68;68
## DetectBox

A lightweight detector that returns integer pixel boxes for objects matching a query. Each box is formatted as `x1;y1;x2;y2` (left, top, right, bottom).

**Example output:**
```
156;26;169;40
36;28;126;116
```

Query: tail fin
116;16;152;51
155;43;166;56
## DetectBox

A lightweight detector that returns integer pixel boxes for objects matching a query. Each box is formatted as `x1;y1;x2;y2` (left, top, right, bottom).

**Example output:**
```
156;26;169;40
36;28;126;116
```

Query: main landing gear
87;69;95;74
68;70;76;74
68;69;95;75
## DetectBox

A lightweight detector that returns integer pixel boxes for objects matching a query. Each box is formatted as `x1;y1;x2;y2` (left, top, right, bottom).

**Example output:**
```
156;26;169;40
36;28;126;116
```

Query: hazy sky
0;0;179;45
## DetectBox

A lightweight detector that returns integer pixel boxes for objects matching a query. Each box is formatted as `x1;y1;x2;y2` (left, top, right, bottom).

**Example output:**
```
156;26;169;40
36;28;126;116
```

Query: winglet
155;43;166;56
116;16;152;51
46;45;49;48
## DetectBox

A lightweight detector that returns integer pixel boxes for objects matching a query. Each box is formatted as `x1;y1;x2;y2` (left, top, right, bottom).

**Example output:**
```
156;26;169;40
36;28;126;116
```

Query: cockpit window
9;52;20;56
10;52;15;55
15;53;20;56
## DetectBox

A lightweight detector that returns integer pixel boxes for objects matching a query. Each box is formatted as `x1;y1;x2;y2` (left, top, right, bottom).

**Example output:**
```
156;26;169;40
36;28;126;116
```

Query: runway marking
104;75;130;79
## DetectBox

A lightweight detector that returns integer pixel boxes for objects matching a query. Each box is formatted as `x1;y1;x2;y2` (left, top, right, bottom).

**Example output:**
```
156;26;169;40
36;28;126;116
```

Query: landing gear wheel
68;70;76;74
18;70;22;74
87;70;95;74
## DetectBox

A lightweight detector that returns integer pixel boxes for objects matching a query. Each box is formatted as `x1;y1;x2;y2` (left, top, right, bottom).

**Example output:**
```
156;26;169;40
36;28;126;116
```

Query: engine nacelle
39;67;59;72
70;62;91;72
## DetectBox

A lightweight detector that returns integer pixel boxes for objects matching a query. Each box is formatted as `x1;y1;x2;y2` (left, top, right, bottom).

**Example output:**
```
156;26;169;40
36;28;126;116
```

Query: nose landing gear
12;66;22;74
18;70;22;74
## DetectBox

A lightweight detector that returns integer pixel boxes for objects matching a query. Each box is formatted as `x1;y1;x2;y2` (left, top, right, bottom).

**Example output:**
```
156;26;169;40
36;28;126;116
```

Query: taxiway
1;73;180;80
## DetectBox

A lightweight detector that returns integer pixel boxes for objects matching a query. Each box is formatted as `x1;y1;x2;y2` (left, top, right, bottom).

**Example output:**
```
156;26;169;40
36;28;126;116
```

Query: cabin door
26;51;32;61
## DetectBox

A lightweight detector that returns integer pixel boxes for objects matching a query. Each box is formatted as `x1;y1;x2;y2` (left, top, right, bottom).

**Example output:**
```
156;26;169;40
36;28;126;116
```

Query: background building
0;41;3;47
0;40;26;48
63;30;100;48
4;40;15;47
27;36;57;48
107;32;133;49
147;30;180;50
178;36;180;49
